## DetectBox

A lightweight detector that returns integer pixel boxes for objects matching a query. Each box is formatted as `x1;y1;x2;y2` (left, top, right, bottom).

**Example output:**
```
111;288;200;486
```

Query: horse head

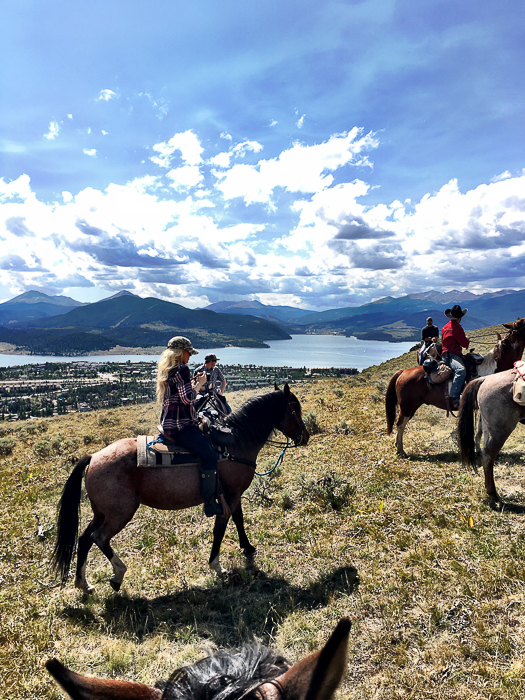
276;383;310;446
46;618;351;700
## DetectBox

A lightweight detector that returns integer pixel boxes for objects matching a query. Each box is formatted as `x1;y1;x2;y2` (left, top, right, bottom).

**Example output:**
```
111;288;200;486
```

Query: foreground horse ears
45;659;161;699
267;617;351;699
46;618;351;700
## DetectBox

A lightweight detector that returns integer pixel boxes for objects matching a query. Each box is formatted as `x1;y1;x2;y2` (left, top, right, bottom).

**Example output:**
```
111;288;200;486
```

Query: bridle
276;401;307;447
254;400;307;477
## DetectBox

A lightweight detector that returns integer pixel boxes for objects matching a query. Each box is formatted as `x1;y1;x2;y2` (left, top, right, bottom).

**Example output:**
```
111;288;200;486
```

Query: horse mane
225;389;289;447
158;644;289;700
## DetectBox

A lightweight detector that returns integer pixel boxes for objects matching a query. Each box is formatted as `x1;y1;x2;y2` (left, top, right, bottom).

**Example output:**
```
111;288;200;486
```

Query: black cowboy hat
445;304;468;320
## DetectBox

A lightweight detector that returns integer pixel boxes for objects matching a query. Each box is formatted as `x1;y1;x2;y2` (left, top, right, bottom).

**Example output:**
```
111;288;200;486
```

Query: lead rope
255;435;292;476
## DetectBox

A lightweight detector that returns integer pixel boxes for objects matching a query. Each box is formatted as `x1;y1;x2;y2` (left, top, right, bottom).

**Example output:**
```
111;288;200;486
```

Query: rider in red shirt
441;305;469;409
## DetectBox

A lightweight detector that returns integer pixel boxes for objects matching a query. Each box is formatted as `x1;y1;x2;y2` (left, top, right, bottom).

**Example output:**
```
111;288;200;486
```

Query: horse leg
481;439;501;504
89;505;138;591
74;516;102;592
395;414;411;457
231;502;256;559
209;514;230;575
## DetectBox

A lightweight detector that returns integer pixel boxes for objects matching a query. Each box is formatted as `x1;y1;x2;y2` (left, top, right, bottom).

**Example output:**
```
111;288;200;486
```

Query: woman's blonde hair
156;347;185;405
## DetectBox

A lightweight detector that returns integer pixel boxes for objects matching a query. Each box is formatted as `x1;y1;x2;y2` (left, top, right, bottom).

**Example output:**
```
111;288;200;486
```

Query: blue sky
1;0;525;309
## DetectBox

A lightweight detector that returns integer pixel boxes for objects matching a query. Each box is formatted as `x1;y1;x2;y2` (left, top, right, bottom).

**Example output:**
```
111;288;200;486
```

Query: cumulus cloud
214;129;379;205
2;129;525;309
83;148;98;157
151;130;204;168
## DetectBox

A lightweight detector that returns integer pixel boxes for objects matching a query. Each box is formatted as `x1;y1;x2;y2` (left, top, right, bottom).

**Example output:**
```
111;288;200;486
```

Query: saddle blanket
137;435;229;468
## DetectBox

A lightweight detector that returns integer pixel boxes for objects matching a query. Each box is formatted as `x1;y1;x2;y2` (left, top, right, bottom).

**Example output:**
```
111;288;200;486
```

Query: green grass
1;360;525;698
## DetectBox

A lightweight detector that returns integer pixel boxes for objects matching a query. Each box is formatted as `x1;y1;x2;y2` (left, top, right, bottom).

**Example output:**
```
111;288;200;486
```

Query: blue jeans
171;424;217;471
446;353;466;399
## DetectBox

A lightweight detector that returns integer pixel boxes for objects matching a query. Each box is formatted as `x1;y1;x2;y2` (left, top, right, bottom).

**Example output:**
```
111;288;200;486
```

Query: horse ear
502;323;513;329
260;618;350;700
274;383;280;391
496;332;502;341
283;383;291;395
45;659;161;700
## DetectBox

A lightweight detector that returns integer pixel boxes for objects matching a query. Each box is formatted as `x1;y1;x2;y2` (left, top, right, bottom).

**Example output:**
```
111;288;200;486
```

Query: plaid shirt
160;363;198;435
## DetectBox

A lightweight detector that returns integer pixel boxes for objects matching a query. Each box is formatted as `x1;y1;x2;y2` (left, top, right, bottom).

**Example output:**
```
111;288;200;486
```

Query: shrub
303;410;323;435
0;437;16;457
33;440;52;459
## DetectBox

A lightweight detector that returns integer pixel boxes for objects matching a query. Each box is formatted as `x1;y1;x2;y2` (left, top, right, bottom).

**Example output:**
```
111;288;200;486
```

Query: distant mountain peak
100;290;139;302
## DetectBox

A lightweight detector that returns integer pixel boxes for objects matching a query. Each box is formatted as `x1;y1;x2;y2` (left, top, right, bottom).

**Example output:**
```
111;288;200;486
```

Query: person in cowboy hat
193;352;231;414
156;336;223;516
441;305;470;409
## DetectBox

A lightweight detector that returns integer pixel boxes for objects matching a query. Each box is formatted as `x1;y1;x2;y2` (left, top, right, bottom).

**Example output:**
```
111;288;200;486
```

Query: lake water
0;335;414;371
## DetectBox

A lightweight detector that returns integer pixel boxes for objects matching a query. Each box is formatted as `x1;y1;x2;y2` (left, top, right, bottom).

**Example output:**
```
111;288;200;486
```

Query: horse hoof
75;579;95;593
244;545;256;558
109;578;122;592
209;557;226;575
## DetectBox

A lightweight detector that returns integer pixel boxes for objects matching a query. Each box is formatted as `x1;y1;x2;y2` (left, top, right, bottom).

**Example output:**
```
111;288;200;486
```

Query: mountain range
0;291;290;355
0;288;524;355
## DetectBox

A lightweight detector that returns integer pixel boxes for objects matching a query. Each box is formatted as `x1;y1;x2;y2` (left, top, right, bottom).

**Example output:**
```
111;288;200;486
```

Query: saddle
137;412;234;468
137;433;230;468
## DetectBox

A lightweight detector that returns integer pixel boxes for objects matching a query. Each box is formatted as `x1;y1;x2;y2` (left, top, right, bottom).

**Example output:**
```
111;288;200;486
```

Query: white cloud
97;89;117;101
232;140;263;157
220;132;233;141
209;152;232;168
3;128;525;309
296;114;305;129
44;121;60;140
215;129;379;204
83;148;98;157
166;165;203;190
151;130;204;168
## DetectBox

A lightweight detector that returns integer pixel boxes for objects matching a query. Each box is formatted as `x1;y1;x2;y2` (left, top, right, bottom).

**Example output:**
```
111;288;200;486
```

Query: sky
1;0;525;310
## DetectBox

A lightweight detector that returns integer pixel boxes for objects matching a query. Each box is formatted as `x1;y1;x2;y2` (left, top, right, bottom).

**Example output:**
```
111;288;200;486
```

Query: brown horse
458;369;525;503
386;319;525;456
46;617;350;700
51;384;309;592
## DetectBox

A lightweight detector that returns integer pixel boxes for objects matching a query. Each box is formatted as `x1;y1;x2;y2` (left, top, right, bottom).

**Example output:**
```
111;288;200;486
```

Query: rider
441;305;469;410
156;336;223;517
193;353;231;415
419;317;440;365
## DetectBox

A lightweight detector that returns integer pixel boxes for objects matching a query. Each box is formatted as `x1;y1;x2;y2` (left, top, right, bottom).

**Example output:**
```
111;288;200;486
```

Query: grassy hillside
2;348;525;698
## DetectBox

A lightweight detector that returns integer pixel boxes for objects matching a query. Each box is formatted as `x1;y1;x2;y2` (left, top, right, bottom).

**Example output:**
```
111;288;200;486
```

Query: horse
46;617;350;700
457;368;525;503
385;319;525;457
51;384;309;592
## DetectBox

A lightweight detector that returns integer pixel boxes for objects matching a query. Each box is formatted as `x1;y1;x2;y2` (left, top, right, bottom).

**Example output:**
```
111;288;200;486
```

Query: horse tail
385;370;403;435
50;454;92;584
457;378;484;468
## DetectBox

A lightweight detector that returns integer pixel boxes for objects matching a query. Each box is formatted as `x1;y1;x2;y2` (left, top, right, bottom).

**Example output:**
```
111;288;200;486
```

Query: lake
0;335;414;371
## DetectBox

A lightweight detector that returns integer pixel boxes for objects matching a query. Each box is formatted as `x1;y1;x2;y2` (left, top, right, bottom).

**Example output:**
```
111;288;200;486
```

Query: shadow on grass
407;451;459;464
61;564;359;646
486;498;525;514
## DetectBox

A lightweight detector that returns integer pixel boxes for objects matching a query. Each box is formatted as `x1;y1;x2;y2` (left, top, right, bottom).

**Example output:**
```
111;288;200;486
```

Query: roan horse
458;368;525;503
385;319;525;457
46;617;350;700
51;384;309;592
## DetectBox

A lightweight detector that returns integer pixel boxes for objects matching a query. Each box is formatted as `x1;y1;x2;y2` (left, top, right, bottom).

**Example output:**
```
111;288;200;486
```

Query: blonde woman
156;336;223;517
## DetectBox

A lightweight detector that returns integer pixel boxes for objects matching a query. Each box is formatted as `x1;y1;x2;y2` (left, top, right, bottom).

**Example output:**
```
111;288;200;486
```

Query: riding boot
200;469;224;517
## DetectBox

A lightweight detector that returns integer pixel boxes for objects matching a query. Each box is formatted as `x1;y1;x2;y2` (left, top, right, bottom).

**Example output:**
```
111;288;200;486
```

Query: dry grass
2;349;525;699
